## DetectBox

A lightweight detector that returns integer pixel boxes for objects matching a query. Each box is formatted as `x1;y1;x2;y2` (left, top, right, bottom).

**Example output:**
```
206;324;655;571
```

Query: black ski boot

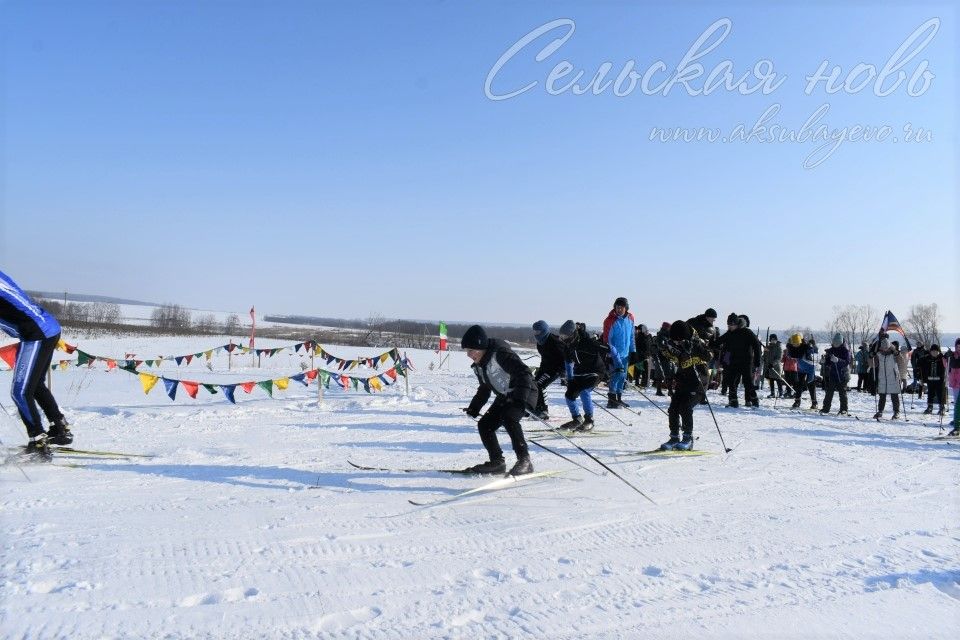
47;419;73;445
24;434;53;462
923;406;933;415
659;435;680;451
508;456;533;476
465;458;506;475
559;415;583;431
579;414;594;432
606;393;619;409
616;393;629;407
726;399;739;408
948;426;959;437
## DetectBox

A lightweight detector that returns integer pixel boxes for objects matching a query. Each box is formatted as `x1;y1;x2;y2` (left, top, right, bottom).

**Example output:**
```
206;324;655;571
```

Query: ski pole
526;437;601;476
591;388;641;419
691;372;733;453
0;400;33;482
586;390;632;427
528;413;656;504
628;382;669;417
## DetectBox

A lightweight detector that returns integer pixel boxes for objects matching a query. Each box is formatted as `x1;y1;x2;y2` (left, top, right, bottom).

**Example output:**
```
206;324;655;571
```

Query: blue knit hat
532;320;550;345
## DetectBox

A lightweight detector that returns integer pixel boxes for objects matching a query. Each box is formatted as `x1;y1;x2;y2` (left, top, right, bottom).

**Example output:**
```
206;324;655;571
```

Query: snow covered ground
1;337;958;639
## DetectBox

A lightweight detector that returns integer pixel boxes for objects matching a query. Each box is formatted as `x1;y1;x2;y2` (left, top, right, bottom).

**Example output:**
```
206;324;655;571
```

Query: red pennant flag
181;381;199;399
106;359;117;370
184;354;194;365
386;368;397;381
0;343;18;368
241;381;256;394
305;369;318;380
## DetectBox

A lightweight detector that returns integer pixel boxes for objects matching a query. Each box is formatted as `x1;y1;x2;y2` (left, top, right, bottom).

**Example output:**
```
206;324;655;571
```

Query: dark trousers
477;400;528;462
877;393;901;415
791;373;817;405
12;334;65;438
822;376;848;412
926;382;945;410
534;369;559;413
726;363;758;404
855;370;867;391
668;387;697;437
768;378;783;396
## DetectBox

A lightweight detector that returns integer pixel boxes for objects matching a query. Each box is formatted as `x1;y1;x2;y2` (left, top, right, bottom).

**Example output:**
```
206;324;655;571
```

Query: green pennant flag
202;384;219;395
77;350;92;366
351;378;359;390
257;380;273;397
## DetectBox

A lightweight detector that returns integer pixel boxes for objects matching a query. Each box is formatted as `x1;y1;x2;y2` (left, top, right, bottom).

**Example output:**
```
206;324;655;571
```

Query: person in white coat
873;337;902;420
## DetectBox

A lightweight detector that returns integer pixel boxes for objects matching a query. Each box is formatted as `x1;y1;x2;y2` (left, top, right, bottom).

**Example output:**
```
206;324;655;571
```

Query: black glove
461;407;480;419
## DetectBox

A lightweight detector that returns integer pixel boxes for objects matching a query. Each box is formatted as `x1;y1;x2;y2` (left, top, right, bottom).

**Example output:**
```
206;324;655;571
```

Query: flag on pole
438;321;447;351
879;310;912;350
249;306;256;349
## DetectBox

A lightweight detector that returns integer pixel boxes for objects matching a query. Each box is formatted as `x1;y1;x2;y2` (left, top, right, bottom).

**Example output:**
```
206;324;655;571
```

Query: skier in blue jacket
601;297;635;408
0;270;72;460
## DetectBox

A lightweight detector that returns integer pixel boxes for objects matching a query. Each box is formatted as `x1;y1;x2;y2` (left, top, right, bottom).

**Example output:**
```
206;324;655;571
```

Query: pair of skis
347;460;564;507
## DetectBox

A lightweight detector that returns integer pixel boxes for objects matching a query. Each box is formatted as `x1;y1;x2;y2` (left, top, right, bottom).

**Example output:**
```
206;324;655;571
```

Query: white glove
830;355;839;363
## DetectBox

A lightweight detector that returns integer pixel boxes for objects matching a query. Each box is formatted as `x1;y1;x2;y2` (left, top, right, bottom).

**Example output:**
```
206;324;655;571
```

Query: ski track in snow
1;339;959;638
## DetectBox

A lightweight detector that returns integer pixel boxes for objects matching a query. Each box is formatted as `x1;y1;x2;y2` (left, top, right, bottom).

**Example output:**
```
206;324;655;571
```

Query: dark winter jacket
652;327;676;381
660;336;712;391
686;314;718;347
763;340;783;378
917;353;947;383
466;338;538;415
0;270;61;341
633;326;652;360
854;347;869;373
823;344;851;383
535;333;566;378
716;328;763;368
563;329;609;377
786;342;815;377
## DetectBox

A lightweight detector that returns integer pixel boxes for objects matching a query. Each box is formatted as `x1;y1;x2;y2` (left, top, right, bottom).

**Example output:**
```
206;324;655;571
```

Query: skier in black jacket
687;308;719;401
461;325;536;476
918;344;947;415
715;313;763;407
531;320;565;419
556;320;607;431
658;320;712;451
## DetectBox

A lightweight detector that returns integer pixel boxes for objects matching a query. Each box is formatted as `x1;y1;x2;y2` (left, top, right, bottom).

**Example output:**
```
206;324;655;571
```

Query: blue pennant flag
220;385;237;404
162;377;178;401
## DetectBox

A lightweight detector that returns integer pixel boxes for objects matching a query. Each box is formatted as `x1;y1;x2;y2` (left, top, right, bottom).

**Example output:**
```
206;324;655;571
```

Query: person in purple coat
820;333;851;415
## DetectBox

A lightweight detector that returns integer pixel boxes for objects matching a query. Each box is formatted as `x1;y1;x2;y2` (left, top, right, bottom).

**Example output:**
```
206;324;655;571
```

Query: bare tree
363;313;389;347
150;303;192;331
89;302;121;324
906;303;941;347
222;313;241;335
63;302;90;323
826;304;880;347
194;313;218;334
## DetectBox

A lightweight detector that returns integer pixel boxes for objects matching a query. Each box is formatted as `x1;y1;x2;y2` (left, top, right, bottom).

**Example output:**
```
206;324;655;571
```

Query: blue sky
1;1;957;330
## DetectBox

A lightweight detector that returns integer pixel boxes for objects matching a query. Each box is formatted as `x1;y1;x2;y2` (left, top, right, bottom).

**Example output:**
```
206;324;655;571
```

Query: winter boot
674;433;695;451
923;406;933;415
47;419;73;445
891;412;901;420
616;393;629;407
749;398;760;408
791;398;801;409
810;402;818;410
24;434;53;462
465;458;506;475
560;415;583;430
873;411;882;420
948;426;960;437
659;434;681;451
508;456;533;476
578;414;594;432
726;399;739;408
606;393;619;409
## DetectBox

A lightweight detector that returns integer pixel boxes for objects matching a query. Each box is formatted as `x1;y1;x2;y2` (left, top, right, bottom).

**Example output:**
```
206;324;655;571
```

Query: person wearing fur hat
917;343;948;416
715;313;763;408
946;339;960;435
820;333;851;414
460;325;537;476
658;320;713;451
531;321;565;420
556;320;608;431
601;297;635;408
763;334;784;398
872;336;902;419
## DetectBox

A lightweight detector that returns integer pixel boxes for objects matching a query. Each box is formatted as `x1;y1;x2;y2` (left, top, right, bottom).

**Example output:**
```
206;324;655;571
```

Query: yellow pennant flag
57;338;67;351
370;377;382;391
59;360;70;370
204;350;213;361
139;373;159;395
275;377;289;391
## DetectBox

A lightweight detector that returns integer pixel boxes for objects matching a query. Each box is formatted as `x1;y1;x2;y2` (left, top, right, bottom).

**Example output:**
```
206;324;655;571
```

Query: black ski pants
11;334;65;439
477;400;529;462
533;369;560;413
668;385;698;437
926;381;945;411
877;393;901;415
725;362;758;404
821;376;848;413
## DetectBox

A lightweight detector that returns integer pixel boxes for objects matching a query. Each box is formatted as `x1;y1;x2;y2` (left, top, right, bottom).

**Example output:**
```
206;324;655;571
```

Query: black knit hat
727;313;739;325
669;320;692;340
558;320;577;338
614;297;629;310
705;308;718;319
460;325;489;350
